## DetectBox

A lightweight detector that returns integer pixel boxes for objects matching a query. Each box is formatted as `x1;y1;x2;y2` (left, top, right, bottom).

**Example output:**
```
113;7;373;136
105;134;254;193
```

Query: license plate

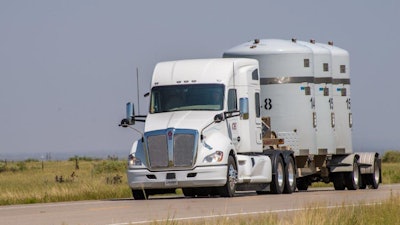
165;180;178;186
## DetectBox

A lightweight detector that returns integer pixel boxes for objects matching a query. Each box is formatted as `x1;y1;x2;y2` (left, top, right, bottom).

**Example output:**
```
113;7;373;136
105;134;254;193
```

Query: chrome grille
147;135;168;167
174;134;195;166
145;129;198;170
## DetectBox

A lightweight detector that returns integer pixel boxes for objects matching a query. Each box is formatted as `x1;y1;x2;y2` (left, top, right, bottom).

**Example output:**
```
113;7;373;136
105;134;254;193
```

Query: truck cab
122;58;295;199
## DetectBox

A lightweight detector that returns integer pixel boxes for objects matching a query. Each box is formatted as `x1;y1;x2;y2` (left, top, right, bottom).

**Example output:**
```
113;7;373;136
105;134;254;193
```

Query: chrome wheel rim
228;164;237;191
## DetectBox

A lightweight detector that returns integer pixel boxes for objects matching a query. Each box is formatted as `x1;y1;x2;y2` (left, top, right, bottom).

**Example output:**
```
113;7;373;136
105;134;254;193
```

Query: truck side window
255;92;260;118
228;89;237;111
252;69;259;80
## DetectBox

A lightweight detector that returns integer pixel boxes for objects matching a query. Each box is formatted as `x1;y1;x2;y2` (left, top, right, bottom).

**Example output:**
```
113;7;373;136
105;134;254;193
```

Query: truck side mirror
126;102;135;124
239;98;249;120
120;102;135;127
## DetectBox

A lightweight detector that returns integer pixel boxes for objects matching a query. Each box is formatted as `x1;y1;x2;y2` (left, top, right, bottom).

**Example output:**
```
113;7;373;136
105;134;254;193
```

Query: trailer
120;39;381;199
223;38;381;191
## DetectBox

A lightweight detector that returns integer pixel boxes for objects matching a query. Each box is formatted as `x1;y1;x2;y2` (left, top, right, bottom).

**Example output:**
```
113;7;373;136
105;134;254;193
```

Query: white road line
106;202;382;225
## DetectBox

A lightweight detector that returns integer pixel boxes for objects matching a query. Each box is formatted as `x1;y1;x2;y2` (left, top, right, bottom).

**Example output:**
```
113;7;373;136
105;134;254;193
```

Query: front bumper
127;165;227;190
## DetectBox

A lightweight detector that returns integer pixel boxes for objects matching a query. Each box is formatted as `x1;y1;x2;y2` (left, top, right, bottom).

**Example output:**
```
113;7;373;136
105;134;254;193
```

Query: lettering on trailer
346;98;351;110
310;97;315;109
329;98;334;110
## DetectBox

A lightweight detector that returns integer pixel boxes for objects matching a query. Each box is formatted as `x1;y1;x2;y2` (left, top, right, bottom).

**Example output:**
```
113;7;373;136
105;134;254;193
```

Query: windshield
150;84;224;113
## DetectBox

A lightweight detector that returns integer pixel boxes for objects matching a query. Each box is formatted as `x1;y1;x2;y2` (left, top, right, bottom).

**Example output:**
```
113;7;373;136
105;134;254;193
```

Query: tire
283;156;296;194
344;158;359;190
132;189;148;200
332;173;345;190
270;155;285;194
368;158;380;189
218;155;237;197
196;188;211;197
359;175;367;189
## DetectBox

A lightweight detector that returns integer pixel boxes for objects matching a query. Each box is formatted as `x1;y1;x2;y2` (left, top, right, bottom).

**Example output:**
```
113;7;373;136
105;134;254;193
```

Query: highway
1;184;399;225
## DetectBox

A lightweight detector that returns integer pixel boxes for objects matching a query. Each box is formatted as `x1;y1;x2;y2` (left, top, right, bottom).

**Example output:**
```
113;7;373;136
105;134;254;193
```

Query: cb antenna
136;67;140;114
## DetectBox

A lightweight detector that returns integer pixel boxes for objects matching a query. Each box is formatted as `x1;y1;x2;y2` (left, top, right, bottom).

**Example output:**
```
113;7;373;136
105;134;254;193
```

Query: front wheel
132;189;148;200
218;155;237;197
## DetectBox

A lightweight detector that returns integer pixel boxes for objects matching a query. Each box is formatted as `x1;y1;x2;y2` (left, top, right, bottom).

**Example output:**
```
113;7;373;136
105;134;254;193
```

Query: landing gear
296;178;309;191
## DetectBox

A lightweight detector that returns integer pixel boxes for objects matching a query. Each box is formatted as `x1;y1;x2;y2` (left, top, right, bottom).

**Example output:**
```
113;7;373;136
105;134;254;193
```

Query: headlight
128;154;143;166
203;151;224;163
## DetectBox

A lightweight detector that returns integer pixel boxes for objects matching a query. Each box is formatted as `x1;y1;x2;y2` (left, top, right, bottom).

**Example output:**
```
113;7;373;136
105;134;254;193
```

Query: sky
1;0;399;159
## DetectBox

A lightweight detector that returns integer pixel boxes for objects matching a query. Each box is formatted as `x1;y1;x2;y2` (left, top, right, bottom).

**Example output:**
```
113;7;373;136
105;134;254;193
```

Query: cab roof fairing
150;58;258;88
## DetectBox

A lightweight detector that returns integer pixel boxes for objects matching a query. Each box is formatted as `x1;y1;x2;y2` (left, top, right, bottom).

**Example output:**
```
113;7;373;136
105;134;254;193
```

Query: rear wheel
283;157;296;194
332;173;345;190
270;156;285;194
368;158;380;189
219;156;237;197
345;158;359;190
359;175;367;189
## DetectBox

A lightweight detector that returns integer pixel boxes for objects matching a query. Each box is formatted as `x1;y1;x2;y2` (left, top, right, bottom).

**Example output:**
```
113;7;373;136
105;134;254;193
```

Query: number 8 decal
264;98;272;110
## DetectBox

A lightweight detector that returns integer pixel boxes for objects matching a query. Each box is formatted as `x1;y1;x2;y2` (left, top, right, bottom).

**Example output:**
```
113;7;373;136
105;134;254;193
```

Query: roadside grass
0;159;130;205
382;163;400;184
161;194;400;225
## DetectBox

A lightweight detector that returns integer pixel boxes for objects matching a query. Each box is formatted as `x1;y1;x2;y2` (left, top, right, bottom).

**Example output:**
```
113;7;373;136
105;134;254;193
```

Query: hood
144;111;219;132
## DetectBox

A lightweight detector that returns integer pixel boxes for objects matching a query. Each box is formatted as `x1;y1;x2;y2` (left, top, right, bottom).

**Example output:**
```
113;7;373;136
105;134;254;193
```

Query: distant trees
382;150;400;163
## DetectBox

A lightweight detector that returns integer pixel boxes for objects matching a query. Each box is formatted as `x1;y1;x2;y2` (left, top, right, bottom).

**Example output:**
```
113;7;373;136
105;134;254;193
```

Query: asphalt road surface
1;184;399;225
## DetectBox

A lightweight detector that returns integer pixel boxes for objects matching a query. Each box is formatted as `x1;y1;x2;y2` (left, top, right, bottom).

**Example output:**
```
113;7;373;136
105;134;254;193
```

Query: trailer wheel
344;158;360;190
332;173;345;190
359;176;367;189
283;157;296;194
219;155;237;197
270;156;285;194
368;157;380;189
132;189;148;200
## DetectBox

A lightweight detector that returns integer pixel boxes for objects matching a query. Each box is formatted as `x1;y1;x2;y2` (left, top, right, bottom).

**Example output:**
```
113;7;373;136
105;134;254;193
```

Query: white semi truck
120;39;381;199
